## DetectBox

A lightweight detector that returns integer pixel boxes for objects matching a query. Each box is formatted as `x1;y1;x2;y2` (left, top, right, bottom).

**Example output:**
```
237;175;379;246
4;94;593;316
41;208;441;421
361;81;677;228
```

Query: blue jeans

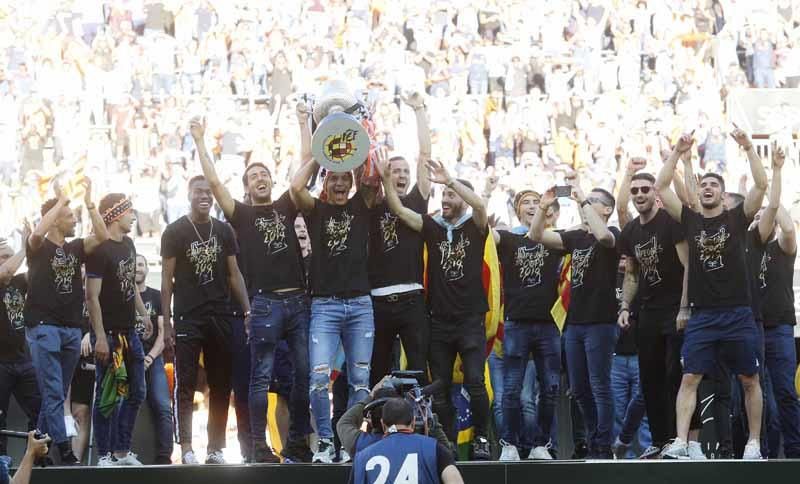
501;321;562;448
92;329;146;455
249;292;311;445
146;356;174;459
309;296;374;440
611;354;651;457
764;325;800;457
489;352;538;446
25;324;82;445
564;323;617;453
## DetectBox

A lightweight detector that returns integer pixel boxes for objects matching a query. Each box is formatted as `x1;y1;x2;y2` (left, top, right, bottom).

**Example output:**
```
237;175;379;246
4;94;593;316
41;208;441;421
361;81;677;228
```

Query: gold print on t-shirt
570;246;594;288
4;287;25;331
326;212;354;257
379;212;399;252
187;236;221;286
695;227;730;272
759;251;770;289
634;236;664;286
438;233;471;282
52;248;78;294
515;244;548;288
117;256;136;302
255;212;288;255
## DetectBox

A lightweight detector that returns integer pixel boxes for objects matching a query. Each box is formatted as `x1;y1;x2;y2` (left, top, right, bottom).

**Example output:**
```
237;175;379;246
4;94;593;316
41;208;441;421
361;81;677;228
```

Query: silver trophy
310;80;371;173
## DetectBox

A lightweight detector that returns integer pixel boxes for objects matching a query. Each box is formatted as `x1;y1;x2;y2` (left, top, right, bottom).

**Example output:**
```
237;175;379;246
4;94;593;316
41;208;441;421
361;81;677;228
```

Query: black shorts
70;361;95;406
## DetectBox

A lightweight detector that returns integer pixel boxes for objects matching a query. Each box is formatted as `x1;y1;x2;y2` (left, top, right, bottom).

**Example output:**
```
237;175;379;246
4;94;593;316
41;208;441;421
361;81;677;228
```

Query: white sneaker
182;451;199;465
687;441;707;460
661;438;689;460
339;448;351;464
528;446;554;460
743;440;763;460
97;453;115;467
499;441;520;461
205;450;226;465
313;439;335;464
114;452;143;466
64;416;78;438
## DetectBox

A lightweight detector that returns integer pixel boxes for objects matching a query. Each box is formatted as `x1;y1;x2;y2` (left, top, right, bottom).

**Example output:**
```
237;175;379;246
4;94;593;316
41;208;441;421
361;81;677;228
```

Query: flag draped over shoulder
550;254;572;333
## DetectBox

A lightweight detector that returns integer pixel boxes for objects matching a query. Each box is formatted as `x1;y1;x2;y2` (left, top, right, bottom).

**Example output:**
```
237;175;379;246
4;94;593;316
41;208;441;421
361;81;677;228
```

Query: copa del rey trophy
310;80;373;173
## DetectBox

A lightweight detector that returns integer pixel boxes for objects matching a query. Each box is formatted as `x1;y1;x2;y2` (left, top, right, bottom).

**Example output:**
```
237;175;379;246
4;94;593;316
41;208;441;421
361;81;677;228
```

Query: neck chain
187;216;213;243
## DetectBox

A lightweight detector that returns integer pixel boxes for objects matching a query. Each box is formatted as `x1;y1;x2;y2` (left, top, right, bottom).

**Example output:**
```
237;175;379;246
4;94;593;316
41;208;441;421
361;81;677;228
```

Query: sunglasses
630;186;652;195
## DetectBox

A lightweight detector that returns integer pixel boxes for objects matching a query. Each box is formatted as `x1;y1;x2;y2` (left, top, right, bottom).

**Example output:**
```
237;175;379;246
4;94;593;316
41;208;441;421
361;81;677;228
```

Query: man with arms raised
25;179;107;465
530;179;620;459
191;112;311;463
161;176;251;465
368;93;432;385
378;154;492;460
657;129;768;459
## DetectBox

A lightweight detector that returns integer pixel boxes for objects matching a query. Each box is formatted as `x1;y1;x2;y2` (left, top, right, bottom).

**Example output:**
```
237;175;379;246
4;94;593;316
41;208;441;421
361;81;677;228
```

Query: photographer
352;398;463;484
337;376;451;459
1;431;50;484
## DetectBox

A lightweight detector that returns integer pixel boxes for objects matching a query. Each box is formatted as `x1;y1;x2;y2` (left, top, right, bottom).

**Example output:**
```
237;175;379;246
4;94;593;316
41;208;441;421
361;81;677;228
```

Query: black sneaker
282;439;313;463
59;450;81;466
571;440;589;459
592;447;613;460
470;436;492;461
253;443;281;464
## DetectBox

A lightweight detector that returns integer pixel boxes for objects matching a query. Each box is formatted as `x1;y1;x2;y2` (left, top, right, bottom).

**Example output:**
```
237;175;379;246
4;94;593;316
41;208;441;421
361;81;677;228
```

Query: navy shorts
681;306;761;376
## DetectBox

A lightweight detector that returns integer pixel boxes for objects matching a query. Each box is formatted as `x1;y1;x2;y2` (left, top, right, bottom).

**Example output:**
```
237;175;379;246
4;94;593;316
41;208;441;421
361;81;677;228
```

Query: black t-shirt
137;287;162;351
229;191;305;295
308;195;371;297
619;209;685;310
560;226;621;324
24;238;86;327
161;216;238;317
745;229;768;322
86;237;137;331
0;274;29;362
761;240;797;327
422;216;489;317
368;185;428;289
681;204;752;309
497;230;564;322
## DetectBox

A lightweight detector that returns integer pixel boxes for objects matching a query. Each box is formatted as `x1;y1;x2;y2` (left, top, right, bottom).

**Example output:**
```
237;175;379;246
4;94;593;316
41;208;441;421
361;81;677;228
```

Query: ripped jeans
309;295;374;440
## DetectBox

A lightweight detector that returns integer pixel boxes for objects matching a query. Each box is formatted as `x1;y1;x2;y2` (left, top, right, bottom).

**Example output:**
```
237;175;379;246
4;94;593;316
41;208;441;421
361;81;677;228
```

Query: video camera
364;371;442;436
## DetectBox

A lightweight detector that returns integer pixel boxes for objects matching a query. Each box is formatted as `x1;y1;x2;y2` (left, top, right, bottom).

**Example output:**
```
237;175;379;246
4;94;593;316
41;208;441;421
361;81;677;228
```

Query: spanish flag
550;254;572;333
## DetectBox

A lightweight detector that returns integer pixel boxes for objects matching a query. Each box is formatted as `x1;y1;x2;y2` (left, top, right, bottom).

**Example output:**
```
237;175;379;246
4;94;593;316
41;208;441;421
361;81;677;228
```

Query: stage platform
20;459;800;484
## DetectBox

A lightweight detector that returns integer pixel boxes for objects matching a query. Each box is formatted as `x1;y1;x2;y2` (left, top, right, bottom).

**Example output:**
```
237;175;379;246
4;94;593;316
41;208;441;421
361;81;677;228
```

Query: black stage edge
22;459;800;484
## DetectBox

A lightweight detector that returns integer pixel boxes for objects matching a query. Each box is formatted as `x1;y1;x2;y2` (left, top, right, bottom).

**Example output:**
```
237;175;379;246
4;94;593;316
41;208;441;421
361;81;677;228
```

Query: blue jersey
353;433;439;484
356;432;382;454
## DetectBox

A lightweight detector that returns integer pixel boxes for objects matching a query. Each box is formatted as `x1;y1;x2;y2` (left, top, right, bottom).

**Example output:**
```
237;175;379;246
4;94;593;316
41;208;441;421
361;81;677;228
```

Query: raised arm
618;256;639;329
730;127;768;219
571;184;615;248
297;100;313;164
427;159;487;230
29;191;69;253
776;205;797;255
0;224;30;285
529;188;565;249
758;144;783;243
378;149;423;232
190;117;235;219
402;92;432;198
655;134;694;222
617;157;647;228
678;148;700;211
289;158;318;215
82;177;111;254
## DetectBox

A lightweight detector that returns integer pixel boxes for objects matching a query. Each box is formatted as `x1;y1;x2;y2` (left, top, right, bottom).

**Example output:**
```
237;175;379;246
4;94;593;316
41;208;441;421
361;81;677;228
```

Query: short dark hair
188;175;207;190
98;193;127;217
592;188;616;210
701;173;726;191
40;198;67;216
381;398;414;427
241;162;272;187
631;173;656;184
388;156;407;163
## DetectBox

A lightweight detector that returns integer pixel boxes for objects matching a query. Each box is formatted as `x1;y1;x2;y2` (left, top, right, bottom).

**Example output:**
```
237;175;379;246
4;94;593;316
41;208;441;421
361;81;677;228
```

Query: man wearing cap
86;193;152;466
367;93;432;386
493;190;564;461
